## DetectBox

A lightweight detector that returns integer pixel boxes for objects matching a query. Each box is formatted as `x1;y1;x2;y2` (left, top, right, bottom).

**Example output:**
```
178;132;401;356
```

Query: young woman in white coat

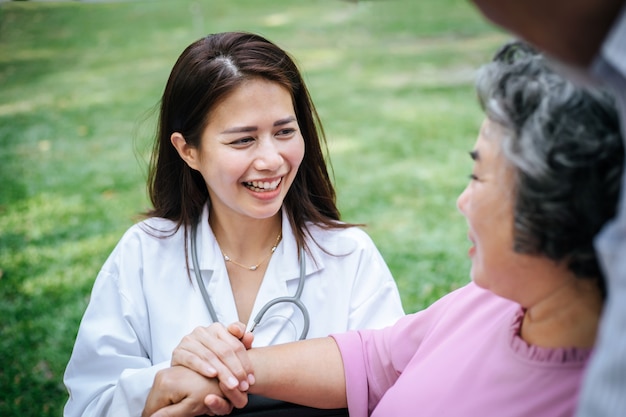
63;32;404;417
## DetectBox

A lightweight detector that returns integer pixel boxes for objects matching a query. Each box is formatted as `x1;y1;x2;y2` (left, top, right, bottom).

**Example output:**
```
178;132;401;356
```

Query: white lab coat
63;205;405;417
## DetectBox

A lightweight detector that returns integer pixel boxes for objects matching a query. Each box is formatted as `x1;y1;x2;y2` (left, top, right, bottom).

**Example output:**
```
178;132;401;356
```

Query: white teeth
246;178;281;191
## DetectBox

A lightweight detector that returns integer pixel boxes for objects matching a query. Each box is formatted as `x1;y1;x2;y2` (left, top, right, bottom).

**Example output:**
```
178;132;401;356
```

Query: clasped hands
142;322;256;417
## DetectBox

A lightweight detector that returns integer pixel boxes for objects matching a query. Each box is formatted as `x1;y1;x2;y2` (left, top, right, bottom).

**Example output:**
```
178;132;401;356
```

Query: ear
171;132;200;171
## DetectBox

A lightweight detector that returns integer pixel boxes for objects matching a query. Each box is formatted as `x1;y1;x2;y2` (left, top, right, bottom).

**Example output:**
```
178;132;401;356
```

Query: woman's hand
171;322;255;392
142;365;247;417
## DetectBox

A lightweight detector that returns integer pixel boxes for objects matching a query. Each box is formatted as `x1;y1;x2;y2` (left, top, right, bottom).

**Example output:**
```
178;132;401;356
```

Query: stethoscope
190;221;310;340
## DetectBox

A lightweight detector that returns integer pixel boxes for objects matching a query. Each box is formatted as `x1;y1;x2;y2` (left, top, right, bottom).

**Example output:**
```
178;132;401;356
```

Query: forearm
471;0;625;67
247;337;348;409
530;0;622;67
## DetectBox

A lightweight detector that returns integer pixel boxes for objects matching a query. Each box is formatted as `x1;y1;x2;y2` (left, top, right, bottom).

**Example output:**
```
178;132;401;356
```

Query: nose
456;184;469;215
253;138;284;171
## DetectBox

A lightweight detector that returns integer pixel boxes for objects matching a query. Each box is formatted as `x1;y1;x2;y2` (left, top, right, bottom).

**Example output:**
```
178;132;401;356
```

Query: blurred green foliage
0;1;505;415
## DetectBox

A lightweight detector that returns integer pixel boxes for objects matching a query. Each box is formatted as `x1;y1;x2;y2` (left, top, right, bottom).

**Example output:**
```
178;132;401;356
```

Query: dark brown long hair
145;32;355;256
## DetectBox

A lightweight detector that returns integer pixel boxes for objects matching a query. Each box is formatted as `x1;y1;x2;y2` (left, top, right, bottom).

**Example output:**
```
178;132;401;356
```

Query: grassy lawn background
0;1;506;415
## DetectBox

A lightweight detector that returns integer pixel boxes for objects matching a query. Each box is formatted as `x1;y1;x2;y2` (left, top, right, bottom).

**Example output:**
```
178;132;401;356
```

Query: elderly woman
143;41;623;417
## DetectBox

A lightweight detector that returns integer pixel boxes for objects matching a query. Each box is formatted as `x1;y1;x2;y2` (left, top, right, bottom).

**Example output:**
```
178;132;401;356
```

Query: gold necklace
219;232;282;271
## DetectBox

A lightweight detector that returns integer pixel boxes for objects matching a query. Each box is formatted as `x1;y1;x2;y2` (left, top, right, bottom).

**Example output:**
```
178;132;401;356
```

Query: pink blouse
332;282;592;417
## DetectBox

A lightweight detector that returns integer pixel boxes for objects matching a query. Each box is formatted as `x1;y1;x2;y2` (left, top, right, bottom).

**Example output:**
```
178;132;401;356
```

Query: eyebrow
220;116;297;134
274;116;296;126
469;150;479;160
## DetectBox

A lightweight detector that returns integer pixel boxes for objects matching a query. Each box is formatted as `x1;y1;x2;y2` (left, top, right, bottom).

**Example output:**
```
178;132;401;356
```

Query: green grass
0;0;506;415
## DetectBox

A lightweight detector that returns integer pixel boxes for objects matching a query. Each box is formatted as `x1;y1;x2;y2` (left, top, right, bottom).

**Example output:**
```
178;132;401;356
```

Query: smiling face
457;118;521;297
457;118;594;307
173;78;305;223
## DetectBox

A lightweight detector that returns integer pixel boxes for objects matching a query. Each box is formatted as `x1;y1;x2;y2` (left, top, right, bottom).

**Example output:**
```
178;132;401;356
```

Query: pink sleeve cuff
331;331;370;417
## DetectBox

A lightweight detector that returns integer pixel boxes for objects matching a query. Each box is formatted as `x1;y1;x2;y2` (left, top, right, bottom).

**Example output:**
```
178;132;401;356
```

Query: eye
230;137;255;146
275;128;297;138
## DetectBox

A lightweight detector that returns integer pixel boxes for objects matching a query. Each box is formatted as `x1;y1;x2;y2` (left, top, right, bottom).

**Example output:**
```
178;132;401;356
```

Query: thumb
226;321;247;339
240;332;254;349
204;394;234;415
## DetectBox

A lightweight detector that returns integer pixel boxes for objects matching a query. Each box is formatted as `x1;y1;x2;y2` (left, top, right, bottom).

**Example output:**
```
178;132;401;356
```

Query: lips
243;177;282;192
466;233;476;257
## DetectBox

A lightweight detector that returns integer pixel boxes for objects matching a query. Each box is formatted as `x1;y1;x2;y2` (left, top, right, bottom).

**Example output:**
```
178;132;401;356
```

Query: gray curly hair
475;40;623;295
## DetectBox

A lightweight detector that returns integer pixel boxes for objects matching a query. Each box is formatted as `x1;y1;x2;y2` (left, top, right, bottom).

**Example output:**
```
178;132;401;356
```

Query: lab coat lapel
188;204;240;325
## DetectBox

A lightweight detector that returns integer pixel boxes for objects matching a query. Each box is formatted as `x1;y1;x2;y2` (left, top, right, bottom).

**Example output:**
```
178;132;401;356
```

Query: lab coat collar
190;203;324;282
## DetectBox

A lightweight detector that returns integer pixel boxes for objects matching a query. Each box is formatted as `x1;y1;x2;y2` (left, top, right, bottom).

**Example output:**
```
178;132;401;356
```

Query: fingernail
207;366;217;376
239;380;249;391
227;376;238;389
248;373;256;385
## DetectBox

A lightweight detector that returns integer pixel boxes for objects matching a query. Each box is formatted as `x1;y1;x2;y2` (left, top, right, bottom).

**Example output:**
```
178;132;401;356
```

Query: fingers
226;321;246;339
171;323;254;391
143;369;181;417
226;321;255;350
217;381;250;409
172;334;220;378
144;366;215;417
149;400;209;417
240;332;254;350
145;367;248;416
204;394;236;415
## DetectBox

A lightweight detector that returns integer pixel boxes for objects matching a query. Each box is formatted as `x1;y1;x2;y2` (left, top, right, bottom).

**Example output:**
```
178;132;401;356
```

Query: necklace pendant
217;231;281;272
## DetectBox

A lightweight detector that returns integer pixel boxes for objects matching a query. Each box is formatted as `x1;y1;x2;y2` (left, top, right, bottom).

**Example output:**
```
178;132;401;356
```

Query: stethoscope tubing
190;220;310;340
191;221;220;323
249;251;309;339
